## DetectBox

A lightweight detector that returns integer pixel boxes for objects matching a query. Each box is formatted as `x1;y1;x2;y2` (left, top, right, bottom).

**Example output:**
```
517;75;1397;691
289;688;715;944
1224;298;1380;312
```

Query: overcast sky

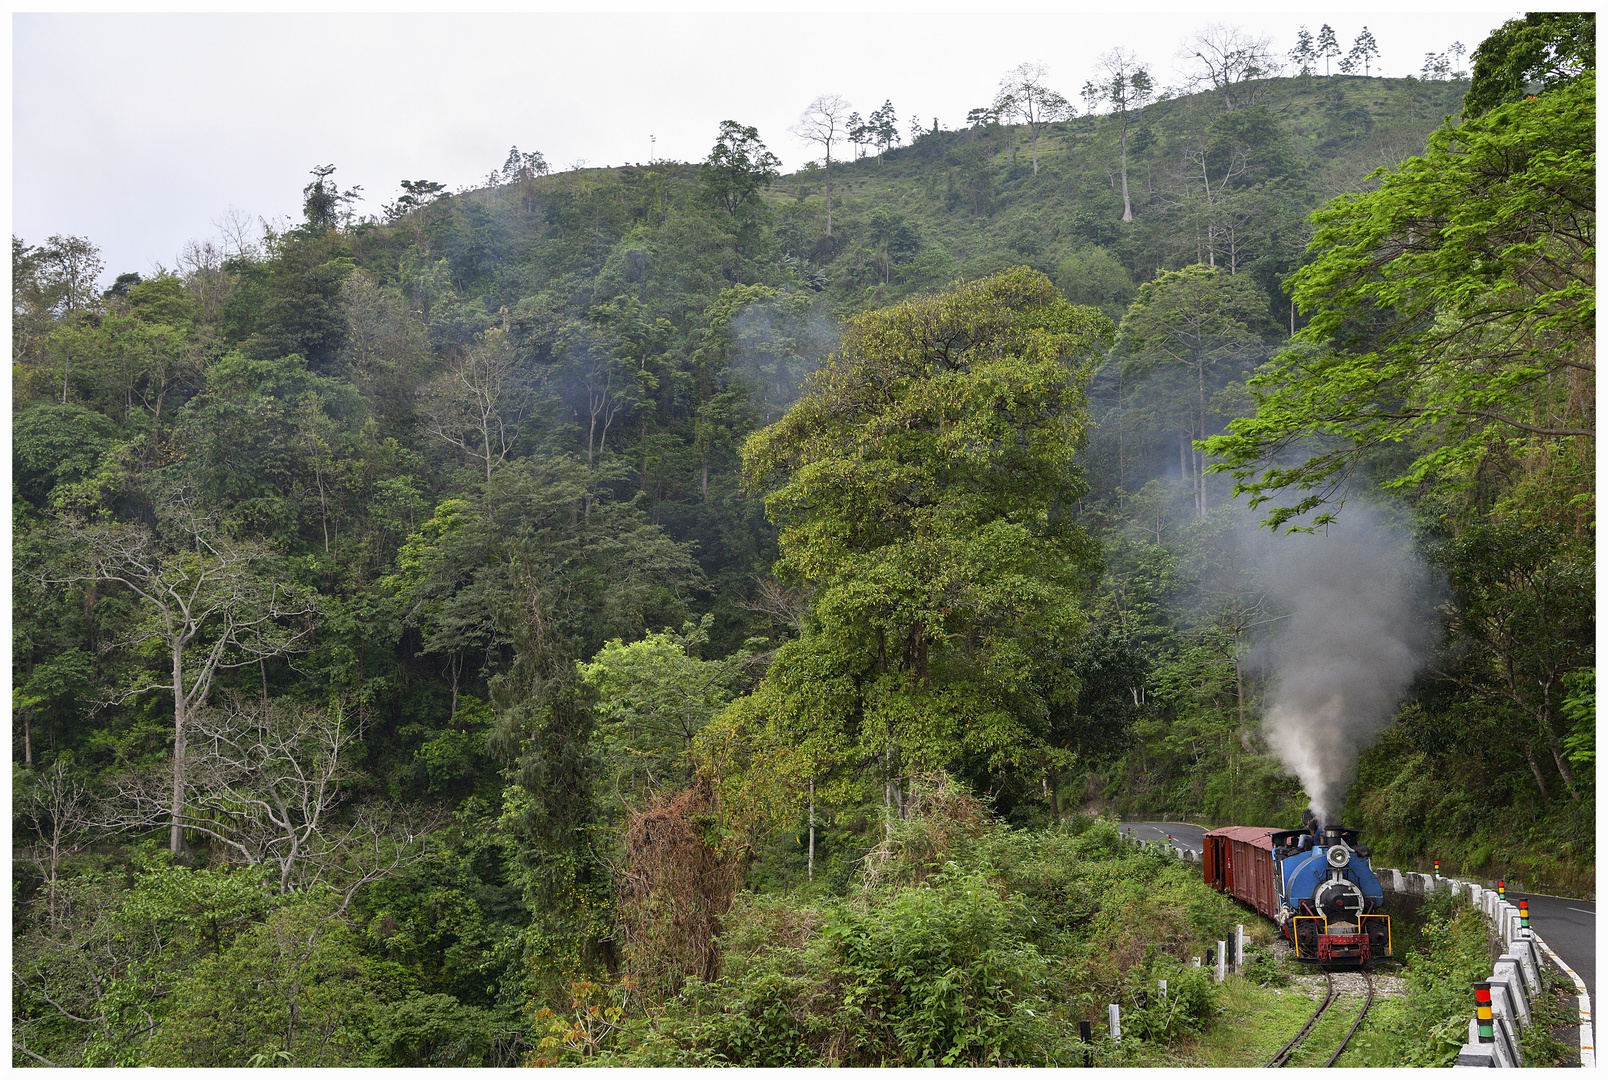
15;8;1520;283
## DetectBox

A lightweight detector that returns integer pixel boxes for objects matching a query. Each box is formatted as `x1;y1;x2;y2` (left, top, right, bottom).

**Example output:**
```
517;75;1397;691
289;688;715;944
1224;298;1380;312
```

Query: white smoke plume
1255;505;1439;826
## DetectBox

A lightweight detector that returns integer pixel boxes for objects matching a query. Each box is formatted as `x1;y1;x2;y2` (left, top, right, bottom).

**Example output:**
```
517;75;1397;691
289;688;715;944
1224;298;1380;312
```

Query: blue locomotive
1204;815;1391;964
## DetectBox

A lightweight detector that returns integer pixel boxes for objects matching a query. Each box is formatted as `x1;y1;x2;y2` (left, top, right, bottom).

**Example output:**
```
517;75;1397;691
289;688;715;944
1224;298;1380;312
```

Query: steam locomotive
1203;814;1391;964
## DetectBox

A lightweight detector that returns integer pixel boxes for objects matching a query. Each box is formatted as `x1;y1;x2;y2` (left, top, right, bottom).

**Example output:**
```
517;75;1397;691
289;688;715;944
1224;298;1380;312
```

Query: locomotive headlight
1325;845;1351;869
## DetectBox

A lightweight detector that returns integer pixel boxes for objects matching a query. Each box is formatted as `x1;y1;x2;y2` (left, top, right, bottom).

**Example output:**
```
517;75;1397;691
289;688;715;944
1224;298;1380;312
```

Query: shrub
829;867;1056;1065
616;778;746;998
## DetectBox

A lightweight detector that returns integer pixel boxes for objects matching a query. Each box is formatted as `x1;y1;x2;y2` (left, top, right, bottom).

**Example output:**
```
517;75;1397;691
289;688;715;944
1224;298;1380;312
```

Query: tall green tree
1116;265;1267;518
1289;27;1317;80
300;164;363;235
12;235;105;405
738;268;1113;805
1432;521;1593;803
578;615;747;811
869;99;901;161
1463;12;1595;116
1317;24;1341;76
1341;27;1380;77
700;121;782;219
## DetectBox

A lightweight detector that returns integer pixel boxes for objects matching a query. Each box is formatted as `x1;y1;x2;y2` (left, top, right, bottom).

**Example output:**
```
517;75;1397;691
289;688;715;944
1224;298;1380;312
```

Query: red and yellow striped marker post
1519;899;1530;930
1474;983;1495;1043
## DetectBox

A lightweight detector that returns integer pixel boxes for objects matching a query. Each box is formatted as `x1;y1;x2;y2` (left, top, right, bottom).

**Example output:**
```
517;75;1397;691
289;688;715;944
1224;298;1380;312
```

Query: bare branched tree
1156;132;1252;270
212;206;265;259
1180;25;1279;111
790;93;853;236
109;694;438;903
175;238;233;323
993;62;1073;174
185;695;353;892
419;321;535;482
59;495;320;855
16;758;100;931
576;340;629;471
739;578;811;634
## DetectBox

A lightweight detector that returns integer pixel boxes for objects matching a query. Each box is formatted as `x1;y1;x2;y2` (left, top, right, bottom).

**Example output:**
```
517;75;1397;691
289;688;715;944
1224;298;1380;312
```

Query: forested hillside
13;15;1593;1066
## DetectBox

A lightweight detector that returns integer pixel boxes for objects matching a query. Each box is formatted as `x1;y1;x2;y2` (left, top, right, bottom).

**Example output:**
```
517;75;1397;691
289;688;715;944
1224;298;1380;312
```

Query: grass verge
1146;976;1325;1066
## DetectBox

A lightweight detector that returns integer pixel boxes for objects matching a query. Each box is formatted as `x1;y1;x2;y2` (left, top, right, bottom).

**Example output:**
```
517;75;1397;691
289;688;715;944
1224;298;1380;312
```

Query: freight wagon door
1228;839;1252;908
1255;846;1274;917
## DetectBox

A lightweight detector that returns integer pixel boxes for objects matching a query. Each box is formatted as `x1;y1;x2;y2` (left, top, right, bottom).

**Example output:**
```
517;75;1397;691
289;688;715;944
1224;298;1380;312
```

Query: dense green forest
13;15;1593;1066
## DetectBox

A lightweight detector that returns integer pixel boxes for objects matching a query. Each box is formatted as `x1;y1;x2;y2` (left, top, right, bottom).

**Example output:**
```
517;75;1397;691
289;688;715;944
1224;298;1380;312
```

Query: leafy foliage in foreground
533;789;1237;1067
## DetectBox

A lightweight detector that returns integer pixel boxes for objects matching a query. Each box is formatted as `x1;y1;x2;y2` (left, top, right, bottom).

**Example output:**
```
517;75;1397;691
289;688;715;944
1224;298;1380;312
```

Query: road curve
1122;820;1208;855
1517;891;1594;1008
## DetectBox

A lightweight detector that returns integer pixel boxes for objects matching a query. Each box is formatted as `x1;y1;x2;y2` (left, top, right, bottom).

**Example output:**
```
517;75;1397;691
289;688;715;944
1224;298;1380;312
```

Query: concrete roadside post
1235;925;1245;971
1109;1003;1122;1043
1215;940;1227;983
1158;979;1167;1002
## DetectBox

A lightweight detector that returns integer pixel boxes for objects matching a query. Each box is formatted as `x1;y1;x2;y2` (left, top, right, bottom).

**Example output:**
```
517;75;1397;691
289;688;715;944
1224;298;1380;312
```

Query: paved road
1122;821;1208;854
1516;891;1595;1008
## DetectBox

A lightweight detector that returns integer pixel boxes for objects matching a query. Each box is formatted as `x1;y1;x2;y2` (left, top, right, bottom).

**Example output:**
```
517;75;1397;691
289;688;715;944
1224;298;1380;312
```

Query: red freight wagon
1203;826;1280;919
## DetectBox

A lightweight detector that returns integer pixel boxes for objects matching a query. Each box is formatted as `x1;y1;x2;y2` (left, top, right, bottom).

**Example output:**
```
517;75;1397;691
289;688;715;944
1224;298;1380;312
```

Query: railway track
1266;971;1375;1068
1324;972;1375;1067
